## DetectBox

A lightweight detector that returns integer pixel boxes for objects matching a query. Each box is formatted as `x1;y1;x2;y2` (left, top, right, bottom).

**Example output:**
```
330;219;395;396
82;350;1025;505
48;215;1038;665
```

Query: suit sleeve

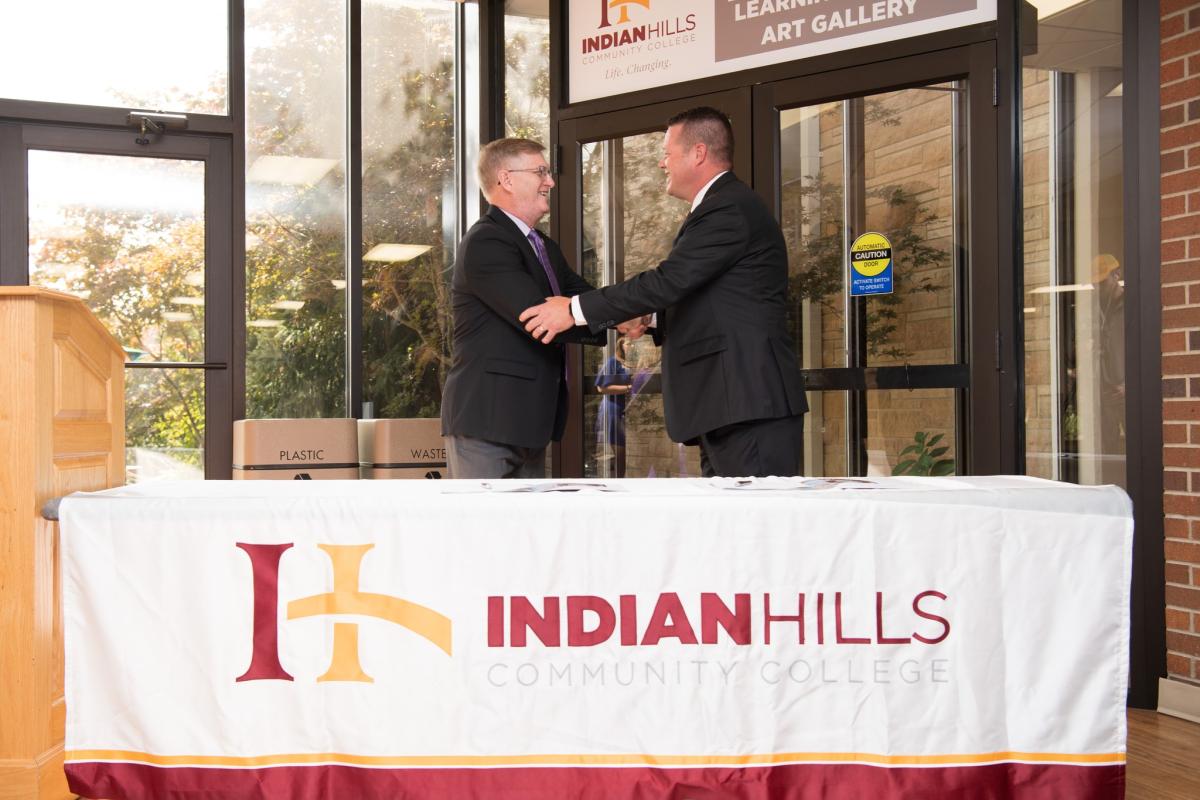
460;229;552;336
547;237;606;346
462;226;605;346
576;198;748;332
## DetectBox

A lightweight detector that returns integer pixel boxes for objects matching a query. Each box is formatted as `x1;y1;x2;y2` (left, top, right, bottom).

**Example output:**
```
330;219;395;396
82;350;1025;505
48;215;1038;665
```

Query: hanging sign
568;1;997;104
849;232;894;296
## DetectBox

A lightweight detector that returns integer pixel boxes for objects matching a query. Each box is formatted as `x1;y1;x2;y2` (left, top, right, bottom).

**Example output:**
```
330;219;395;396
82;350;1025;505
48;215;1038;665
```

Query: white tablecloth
59;476;1131;799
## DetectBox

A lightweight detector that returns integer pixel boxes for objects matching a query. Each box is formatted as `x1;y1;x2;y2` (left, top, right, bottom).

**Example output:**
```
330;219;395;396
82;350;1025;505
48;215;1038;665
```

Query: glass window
862;86;960;369
505;0;551;146
581;133;696;479
780;85;962;373
125;368;206;482
866;389;959;477
779;82;966;478
0;1;228;114
244;0;347;418
27;151;208;483
780;102;847;370
361;0;458;420
1022;0;1125;487
803;390;848;477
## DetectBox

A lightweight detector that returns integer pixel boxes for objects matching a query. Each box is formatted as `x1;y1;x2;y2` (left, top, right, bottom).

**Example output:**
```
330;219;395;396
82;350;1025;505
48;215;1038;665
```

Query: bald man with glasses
441;138;644;479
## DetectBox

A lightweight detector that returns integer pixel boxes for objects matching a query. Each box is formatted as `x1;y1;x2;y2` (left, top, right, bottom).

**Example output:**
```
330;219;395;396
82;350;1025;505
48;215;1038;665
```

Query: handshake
519;296;652;344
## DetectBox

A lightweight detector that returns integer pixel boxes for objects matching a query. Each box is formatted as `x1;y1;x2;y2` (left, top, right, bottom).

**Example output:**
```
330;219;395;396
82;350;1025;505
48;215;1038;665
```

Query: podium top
0;286;125;356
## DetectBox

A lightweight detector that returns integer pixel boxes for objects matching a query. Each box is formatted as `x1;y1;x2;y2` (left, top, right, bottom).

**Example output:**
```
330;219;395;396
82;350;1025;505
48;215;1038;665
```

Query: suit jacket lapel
487;205;554;295
674;173;738;244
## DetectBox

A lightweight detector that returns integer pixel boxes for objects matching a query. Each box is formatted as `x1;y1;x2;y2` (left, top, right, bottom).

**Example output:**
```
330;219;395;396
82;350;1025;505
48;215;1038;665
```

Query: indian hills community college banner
569;0;998;103
60;476;1130;800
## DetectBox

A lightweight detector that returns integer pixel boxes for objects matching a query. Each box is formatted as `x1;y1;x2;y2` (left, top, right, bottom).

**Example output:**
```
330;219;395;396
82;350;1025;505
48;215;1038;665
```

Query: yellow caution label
849;232;893;277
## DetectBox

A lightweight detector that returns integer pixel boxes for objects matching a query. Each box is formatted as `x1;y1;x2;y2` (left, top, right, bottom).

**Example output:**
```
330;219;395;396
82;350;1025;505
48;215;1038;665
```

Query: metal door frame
0;122;236;478
752;43;1005;475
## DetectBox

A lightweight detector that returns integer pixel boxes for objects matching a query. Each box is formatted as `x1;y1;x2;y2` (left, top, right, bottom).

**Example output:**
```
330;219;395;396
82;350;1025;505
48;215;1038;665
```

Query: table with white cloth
58;476;1131;800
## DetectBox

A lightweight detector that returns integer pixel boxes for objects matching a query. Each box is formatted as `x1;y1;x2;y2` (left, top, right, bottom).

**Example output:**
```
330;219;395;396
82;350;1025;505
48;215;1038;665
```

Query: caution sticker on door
849;232;894;296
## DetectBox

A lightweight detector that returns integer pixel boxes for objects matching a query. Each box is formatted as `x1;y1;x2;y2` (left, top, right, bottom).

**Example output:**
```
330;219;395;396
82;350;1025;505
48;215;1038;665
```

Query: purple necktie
527;230;562;296
527;229;570;386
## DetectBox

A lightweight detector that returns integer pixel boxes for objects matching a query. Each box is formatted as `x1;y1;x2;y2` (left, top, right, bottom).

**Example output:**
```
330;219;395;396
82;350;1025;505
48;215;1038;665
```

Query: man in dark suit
520;108;806;477
441;138;626;478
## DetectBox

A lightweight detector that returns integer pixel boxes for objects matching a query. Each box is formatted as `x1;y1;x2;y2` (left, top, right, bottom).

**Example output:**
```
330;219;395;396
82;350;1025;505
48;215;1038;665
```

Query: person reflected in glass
1092;253;1125;456
595;337;635;477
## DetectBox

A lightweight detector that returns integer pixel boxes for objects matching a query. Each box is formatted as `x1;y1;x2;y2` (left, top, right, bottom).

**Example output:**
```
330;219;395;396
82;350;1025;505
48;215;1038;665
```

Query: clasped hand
519;297;650;344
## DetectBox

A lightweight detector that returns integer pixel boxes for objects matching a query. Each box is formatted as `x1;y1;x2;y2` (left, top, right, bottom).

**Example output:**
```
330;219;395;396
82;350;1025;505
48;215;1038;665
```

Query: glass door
754;44;1003;476
3;122;234;481
556;89;752;478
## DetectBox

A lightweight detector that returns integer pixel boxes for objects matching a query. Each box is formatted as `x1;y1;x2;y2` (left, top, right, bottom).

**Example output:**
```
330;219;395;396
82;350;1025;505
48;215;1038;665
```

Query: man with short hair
520;107;806;477
440;138;621;479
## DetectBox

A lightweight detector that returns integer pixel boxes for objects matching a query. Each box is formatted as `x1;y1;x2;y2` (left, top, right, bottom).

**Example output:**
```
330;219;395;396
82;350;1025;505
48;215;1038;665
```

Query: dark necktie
527;230;562;296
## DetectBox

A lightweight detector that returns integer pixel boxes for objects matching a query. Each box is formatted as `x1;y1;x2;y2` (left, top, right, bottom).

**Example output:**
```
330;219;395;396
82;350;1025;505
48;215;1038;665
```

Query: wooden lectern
0;288;125;799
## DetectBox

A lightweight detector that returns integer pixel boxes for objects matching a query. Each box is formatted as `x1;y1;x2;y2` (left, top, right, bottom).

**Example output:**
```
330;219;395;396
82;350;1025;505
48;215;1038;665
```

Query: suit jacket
441;205;603;449
577;173;807;444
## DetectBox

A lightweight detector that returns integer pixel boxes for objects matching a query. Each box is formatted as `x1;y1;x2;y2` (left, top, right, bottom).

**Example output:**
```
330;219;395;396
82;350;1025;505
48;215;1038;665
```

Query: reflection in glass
1022;0;1125;488
581;133;693;478
505;0;551;147
125;368;205;484
866;389;958;477
0;2;227;113
361;0;457;419
802;390;846;478
780;83;963;477
779;87;960;372
780;102;846;372
28;151;207;364
862;85;960;368
802;388;958;479
244;0;347;418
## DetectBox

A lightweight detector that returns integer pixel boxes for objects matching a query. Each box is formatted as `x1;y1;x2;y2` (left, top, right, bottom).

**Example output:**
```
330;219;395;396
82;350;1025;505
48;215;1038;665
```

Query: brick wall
1161;0;1200;686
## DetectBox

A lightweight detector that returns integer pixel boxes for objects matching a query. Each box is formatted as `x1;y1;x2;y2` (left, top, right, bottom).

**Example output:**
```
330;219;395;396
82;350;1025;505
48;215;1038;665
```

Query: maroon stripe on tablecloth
66;761;1125;800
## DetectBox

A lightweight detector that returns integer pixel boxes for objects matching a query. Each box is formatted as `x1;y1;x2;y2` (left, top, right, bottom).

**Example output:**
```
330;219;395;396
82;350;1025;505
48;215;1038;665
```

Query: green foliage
245;217;347;419
241;0;460;420
783;176;948;361
504;18;551;143
39;207;206;456
892;431;955;476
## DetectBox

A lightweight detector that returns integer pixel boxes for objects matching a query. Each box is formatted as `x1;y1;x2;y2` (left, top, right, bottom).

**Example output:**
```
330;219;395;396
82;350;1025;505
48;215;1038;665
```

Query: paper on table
708;476;883;491
443;481;626;494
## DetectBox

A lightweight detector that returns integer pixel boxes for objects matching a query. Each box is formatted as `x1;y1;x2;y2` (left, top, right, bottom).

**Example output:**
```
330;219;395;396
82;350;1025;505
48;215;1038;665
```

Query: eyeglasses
505;166;552;179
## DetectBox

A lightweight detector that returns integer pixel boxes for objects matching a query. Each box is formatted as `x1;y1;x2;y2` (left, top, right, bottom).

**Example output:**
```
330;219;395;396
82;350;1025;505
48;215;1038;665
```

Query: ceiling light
248;319;283;328
184;270;204;287
171;296;205;306
330;279;347;290
1028;283;1095;295
162;311;193;322
270;300;305;311
1030;0;1087;18
247;155;340;186
363;243;433;263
